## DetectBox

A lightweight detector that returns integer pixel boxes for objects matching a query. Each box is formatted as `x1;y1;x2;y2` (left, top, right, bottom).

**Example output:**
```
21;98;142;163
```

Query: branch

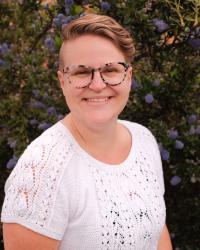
28;8;54;52
165;0;185;27
193;0;200;26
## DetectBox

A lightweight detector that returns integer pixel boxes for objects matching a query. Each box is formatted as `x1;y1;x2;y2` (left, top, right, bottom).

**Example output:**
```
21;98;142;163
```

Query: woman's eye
73;70;90;75
106;69;115;72
78;71;88;74
104;67;119;73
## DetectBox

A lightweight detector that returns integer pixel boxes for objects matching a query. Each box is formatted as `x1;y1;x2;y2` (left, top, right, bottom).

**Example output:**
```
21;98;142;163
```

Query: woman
1;14;172;250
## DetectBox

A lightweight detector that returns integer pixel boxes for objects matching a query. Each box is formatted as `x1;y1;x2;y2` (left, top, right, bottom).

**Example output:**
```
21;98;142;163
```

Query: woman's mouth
83;96;112;103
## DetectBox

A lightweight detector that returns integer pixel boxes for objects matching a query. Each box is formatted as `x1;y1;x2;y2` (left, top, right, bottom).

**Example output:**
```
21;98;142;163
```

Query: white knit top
1;120;166;250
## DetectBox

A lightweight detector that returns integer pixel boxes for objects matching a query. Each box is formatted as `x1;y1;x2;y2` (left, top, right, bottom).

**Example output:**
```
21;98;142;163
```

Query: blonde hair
59;14;135;68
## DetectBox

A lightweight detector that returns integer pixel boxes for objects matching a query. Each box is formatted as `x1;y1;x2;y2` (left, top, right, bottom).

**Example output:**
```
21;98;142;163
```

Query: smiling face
57;34;132;127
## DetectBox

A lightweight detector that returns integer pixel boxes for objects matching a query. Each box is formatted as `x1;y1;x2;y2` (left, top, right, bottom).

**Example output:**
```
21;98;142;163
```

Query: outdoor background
0;0;199;249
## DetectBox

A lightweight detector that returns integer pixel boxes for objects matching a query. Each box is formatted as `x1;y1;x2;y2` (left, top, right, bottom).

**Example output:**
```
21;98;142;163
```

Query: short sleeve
1;138;73;240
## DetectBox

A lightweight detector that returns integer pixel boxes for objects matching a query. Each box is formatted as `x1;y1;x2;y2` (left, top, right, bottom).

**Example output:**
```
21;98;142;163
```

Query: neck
63;113;119;151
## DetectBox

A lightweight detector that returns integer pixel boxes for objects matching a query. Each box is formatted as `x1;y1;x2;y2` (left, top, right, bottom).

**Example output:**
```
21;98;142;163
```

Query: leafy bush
0;0;199;249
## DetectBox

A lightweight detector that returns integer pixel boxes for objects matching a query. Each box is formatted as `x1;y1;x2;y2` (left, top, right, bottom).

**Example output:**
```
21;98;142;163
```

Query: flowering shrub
0;0;199;249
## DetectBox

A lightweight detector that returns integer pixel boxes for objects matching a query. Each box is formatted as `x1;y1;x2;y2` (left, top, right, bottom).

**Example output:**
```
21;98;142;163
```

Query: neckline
57;120;138;171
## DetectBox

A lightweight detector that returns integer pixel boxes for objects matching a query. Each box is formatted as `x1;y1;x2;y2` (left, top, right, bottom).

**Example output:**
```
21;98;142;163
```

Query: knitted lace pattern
1;120;166;250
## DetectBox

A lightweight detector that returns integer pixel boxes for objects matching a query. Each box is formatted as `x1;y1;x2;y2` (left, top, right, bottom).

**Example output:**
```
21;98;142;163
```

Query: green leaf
55;35;62;49
72;5;83;15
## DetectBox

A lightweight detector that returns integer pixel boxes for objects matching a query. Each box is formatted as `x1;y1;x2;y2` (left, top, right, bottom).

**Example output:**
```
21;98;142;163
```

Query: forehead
60;34;125;67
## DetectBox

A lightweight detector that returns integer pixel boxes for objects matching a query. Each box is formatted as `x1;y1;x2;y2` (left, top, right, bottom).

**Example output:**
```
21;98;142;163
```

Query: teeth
86;97;109;102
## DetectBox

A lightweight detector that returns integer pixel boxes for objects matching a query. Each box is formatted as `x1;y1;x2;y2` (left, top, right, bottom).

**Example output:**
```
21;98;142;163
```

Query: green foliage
0;0;199;249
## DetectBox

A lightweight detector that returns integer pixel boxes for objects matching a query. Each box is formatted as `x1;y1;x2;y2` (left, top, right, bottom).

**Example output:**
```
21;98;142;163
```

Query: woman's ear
57;70;65;89
128;66;133;81
127;66;133;90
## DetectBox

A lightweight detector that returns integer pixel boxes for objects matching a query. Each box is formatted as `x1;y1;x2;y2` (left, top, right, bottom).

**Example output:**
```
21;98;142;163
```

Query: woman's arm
157;224;173;250
3;223;60;250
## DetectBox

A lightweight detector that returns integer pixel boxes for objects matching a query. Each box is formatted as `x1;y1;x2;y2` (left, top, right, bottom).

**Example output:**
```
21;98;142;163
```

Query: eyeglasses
62;62;130;89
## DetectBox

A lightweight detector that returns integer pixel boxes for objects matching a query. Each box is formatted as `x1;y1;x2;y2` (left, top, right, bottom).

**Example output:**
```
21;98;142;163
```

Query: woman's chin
76;111;119;128
87;113;117;125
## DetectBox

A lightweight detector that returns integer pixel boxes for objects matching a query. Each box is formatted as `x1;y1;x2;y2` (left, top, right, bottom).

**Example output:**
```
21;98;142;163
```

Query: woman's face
57;34;132;127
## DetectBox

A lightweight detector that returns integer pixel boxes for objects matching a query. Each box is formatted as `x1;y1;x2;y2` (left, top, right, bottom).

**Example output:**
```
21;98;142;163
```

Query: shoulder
119;120;165;194
119;119;160;157
1;122;77;239
4;122;75;193
21;122;74;163
28;121;72;151
119;119;156;140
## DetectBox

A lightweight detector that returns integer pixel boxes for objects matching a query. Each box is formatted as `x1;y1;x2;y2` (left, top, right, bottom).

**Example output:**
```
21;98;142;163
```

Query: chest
65;157;166;250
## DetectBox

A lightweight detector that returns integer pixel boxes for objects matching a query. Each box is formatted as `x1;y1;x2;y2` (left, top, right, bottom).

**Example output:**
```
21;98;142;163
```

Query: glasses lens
68;66;92;88
101;63;127;85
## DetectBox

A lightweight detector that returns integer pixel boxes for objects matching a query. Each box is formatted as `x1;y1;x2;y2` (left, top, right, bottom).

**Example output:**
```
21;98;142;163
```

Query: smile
83;97;112;103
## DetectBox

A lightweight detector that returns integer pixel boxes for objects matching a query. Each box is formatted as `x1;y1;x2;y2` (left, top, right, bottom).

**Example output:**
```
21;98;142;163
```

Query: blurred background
0;0;199;249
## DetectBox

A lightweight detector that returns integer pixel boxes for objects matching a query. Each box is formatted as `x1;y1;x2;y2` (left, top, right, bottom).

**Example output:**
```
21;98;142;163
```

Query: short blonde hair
59;14;135;69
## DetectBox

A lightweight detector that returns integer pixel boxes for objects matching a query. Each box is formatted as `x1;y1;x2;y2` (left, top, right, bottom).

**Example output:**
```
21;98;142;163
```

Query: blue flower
61;16;73;25
170;175;181;186
189;127;196;135
195;125;200;135
65;7;70;15
0;43;9;55
29;119;38;126
158;142;163;152
7;139;17;149
152;79;160;87
152;18;169;33
53;13;66;28
161;149;170;161
0;59;6;67
187;114;197;124
44;37;55;50
188;38;200;50
168;129;178;140
6;156;18;169
57;114;64;120
65;0;74;6
131;79;139;89
53;17;62;27
32;89;40;98
30;100;46;109
145;93;154;104
38;122;52;131
47;106;57;116
101;1;111;11
43;92;49;100
57;13;65;20
175;140;184;150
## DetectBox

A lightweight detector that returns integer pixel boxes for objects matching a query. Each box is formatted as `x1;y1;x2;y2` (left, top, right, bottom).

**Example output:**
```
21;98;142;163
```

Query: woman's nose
88;70;107;91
